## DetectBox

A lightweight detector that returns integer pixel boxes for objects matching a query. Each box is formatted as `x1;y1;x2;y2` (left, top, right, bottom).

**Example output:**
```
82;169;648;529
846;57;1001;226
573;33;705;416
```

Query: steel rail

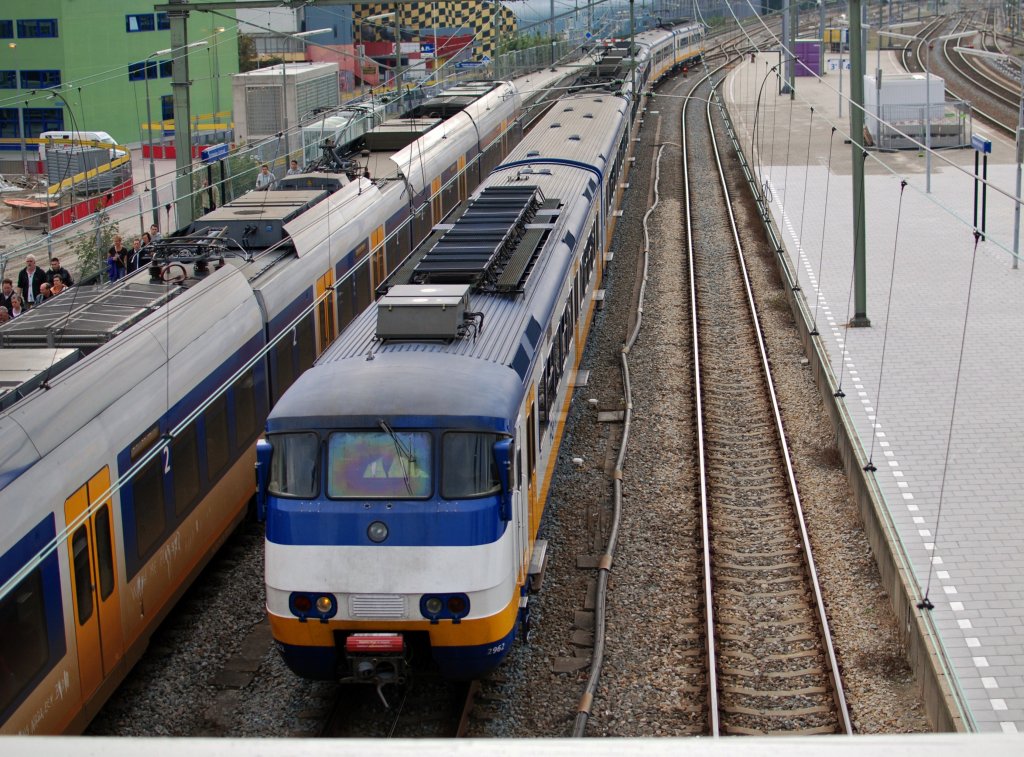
683;58;853;734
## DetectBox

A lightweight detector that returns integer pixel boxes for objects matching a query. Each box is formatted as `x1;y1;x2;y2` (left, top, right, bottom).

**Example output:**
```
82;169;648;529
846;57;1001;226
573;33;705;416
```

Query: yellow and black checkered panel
355;2;518;58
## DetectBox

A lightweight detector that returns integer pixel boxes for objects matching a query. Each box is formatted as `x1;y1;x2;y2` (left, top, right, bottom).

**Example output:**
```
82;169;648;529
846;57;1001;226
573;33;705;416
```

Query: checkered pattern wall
355;2;518;58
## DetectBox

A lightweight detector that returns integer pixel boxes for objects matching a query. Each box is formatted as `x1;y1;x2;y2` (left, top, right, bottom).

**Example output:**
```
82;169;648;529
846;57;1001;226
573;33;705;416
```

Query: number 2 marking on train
163;446;171;474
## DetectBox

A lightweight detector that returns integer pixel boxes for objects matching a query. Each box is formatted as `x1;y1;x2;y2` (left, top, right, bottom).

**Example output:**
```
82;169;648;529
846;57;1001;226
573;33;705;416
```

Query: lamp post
837;14;847;118
879;30;975;193
144;40;207;227
280;28;331;159
955;45;1024;268
212;27;225;120
10;42;28;176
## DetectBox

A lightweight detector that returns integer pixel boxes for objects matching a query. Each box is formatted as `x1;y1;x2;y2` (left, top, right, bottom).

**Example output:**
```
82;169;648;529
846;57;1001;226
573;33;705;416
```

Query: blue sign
455;61;484;69
201;143;230;163
420;43;435;53
480;55;491;63
971;134;992;154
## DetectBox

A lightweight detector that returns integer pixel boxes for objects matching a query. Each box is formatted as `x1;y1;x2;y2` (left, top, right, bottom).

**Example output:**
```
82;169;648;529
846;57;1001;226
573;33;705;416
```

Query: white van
38;130;120;162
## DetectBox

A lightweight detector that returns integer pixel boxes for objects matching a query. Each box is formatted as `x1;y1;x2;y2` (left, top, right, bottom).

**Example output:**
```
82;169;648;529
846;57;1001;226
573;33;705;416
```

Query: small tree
68;210;119;284
238;34;259;72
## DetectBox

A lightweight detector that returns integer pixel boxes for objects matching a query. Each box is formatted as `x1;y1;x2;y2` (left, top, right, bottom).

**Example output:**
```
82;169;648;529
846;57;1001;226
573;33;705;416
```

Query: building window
126;14;155;33
0;20;13;39
159;60;172;78
17;19;58;39
161;95;174;121
20;70;60;89
0;109;19;138
157;13;170;31
0;70;15;89
23;108;63;138
128;61;158;82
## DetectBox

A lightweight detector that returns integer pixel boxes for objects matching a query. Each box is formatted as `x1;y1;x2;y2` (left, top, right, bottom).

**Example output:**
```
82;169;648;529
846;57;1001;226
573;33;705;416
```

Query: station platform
723;48;1024;733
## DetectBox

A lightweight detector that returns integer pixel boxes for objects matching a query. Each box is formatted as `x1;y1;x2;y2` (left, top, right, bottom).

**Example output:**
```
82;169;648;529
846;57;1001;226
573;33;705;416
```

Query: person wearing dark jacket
17;255;46;308
45;257;74;287
0;278;15;313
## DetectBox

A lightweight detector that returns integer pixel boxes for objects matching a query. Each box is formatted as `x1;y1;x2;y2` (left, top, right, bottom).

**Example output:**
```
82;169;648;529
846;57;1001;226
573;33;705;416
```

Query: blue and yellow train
0;69;576;734
259;84;638;688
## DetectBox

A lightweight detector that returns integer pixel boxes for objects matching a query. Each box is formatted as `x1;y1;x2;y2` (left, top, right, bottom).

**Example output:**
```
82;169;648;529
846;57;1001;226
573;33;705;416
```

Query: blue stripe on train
266;494;507;547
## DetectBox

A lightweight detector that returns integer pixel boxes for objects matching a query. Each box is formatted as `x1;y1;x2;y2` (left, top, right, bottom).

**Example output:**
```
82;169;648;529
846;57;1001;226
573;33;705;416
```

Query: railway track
901;14;1019;136
321;679;479;738
682;65;852;736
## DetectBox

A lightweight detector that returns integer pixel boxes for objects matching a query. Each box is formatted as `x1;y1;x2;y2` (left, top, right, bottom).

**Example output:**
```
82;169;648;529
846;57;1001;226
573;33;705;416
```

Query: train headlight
424;597;443;616
316;595;334;614
367;521;388;543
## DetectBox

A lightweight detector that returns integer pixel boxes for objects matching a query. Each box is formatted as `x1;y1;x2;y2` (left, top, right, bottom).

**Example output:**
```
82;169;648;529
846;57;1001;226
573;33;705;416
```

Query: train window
353;262;372;315
94;505;115;601
0;570;49;715
526;405;536;482
205;394;230;481
71;526;93;625
295;312;317;373
337;278;357;332
268;433;320;498
327;430;432;499
272;339;295;404
172;425;201;517
441;432;500;499
133;456;166;559
233;369;259;449
511;440;519;487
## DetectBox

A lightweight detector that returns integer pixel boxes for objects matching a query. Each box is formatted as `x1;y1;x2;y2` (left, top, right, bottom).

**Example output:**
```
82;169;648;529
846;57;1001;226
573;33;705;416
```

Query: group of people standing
0;254;75;323
106;224;161;282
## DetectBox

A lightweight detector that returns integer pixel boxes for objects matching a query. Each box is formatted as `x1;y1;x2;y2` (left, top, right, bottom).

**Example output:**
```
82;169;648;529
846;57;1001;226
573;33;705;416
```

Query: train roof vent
410;185;554;293
376;284;471;341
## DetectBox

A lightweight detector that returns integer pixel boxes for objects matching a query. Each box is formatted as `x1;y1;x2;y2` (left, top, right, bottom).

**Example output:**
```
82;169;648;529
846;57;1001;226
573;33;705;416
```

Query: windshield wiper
379;419;415;494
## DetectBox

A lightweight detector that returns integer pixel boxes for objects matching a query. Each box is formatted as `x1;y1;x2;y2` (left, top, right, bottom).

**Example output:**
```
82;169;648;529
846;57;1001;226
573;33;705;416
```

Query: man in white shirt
255;164;276;190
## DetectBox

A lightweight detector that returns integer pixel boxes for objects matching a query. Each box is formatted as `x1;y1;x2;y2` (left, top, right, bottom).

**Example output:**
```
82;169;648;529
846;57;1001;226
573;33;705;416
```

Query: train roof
268;351;523;430
0;348;80;411
0;280;188;351
268;95;628;429
0;266;260;490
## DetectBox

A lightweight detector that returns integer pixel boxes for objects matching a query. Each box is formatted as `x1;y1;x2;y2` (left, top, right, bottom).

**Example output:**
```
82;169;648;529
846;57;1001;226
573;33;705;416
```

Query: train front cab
260;406;528;687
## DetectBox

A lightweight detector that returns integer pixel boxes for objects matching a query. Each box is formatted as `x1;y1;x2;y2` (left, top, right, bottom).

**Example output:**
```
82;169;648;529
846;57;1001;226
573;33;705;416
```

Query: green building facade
0;0;237;155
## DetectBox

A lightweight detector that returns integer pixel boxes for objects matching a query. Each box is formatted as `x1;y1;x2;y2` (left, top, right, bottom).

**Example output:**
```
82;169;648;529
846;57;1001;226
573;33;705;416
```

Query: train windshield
268;433;320;497
327;431;432;499
442;432;501;499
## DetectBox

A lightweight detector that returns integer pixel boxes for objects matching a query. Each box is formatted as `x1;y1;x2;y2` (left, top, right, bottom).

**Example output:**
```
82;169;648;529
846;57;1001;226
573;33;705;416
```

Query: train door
457;156;468;202
431;177;442;225
63;467;124;701
512;429;526;583
369;225;386;290
524;392;538;544
315;271;336;355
